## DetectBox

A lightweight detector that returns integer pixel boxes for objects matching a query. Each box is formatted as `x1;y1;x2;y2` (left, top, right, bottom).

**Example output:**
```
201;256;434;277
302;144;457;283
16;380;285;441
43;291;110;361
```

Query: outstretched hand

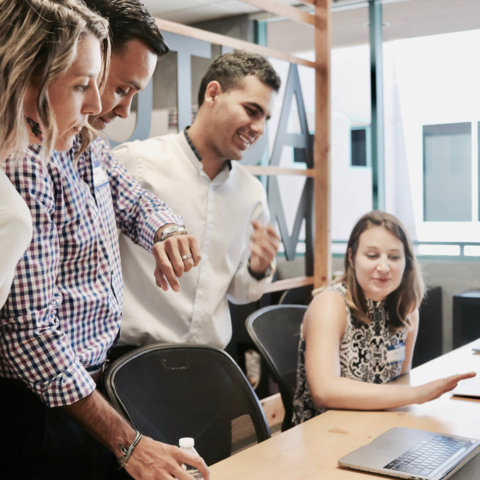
417;371;476;404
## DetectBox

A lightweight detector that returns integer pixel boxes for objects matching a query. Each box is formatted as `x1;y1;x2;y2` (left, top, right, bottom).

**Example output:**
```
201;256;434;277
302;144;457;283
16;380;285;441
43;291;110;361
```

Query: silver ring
182;254;193;261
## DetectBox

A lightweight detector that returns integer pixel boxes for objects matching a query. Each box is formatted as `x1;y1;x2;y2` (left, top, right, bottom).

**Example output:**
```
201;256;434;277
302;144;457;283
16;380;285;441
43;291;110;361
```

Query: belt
0;362;106;391
88;363;107;385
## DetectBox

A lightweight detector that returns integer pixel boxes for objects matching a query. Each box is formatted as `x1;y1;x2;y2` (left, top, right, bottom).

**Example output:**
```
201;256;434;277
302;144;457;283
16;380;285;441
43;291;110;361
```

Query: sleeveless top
291;283;408;426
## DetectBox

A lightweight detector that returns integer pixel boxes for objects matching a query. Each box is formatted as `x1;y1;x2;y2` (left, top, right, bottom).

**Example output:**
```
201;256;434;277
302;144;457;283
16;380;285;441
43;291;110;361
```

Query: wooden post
314;0;331;289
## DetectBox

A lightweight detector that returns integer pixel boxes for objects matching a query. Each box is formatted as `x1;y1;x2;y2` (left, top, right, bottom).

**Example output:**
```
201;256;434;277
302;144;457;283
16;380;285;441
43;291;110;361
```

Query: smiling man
113;52;281;351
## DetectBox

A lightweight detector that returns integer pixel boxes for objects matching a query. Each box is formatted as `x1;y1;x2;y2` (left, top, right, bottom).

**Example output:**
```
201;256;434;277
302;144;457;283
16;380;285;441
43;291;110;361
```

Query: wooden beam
263;276;314;293
241;0;315;25
313;0;332;289
244;166;315;177
155;17;316;69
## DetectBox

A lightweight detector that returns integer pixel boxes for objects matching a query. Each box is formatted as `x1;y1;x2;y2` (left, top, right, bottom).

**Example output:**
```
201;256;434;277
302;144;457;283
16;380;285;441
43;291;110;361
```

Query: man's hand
126;435;210;480
60;391;210;480
152;231;201;292
248;220;280;277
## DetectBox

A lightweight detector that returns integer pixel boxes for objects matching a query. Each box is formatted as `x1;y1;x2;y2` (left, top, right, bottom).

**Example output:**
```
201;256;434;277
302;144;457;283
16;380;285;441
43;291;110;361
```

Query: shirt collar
183;127;232;171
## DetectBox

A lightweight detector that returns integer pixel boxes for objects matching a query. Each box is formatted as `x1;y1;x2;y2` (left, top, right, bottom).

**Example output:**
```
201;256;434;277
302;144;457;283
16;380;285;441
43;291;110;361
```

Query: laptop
451;343;480;398
452;375;480;398
338;427;480;479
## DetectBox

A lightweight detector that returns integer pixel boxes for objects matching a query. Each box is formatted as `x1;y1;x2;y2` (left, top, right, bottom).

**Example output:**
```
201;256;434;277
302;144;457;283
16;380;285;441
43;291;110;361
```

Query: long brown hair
340;210;424;329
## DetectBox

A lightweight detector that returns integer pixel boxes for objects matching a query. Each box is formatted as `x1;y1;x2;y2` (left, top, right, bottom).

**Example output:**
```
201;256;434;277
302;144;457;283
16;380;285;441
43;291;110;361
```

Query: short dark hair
197;51;281;106
82;0;168;56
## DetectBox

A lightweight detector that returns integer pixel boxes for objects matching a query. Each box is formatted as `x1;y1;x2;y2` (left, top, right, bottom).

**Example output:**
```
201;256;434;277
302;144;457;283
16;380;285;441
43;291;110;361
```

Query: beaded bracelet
118;430;143;468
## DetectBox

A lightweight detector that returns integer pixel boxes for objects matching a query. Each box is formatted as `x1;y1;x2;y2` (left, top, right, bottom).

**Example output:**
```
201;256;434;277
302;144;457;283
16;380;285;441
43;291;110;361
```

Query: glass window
423;122;471;221
351;127;369;167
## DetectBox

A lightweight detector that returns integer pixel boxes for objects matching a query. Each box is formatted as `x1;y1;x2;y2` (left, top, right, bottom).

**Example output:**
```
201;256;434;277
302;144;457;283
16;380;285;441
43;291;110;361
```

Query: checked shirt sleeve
0;149;95;407
93;138;183;251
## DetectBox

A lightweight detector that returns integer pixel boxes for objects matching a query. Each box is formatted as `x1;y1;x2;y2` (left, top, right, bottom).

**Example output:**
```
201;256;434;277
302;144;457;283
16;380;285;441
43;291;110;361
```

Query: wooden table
209;341;480;479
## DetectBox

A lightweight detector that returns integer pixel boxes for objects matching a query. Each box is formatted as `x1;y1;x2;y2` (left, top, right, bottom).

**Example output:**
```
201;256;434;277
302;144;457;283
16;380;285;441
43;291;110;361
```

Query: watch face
164;225;179;235
160;224;186;241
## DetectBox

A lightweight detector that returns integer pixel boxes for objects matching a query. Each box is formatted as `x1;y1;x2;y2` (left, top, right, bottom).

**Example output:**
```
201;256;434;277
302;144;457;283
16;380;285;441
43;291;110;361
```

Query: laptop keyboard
384;434;473;477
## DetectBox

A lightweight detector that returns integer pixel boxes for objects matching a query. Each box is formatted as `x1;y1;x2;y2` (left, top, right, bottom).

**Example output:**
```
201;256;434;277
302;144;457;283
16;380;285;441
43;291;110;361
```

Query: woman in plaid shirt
0;1;209;479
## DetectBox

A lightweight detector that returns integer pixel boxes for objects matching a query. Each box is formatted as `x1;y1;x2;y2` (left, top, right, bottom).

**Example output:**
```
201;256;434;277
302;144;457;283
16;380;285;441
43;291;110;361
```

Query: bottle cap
179;437;195;448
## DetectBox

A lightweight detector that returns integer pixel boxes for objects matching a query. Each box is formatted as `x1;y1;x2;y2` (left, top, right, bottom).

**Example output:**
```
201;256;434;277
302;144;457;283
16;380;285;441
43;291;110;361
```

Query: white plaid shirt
0;137;181;407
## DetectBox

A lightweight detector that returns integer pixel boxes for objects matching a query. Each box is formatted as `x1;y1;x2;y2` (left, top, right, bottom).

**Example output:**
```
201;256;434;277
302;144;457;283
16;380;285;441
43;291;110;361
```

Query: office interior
105;0;480;399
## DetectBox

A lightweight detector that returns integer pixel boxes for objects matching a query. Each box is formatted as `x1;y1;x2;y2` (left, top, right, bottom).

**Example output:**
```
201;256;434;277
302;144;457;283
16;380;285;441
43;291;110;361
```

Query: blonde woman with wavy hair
292;210;475;426
0;0;109;159
0;0;109;311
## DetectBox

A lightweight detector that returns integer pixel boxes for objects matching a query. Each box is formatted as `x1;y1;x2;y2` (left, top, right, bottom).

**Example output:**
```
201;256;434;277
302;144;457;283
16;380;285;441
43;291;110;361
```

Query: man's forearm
57;388;211;479
58;389;135;458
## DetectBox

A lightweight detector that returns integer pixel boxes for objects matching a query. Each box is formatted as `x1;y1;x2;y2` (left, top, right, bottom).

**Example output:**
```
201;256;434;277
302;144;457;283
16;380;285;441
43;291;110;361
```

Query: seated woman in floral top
292;210;475;425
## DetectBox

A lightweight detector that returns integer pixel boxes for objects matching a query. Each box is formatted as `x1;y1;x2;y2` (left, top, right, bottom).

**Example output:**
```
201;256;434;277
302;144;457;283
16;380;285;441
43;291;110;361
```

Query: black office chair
245;304;307;431
103;343;271;466
278;284;313;305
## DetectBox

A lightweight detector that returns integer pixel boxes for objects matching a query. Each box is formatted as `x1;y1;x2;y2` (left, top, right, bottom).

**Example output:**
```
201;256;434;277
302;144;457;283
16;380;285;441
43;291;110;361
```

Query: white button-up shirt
114;131;274;348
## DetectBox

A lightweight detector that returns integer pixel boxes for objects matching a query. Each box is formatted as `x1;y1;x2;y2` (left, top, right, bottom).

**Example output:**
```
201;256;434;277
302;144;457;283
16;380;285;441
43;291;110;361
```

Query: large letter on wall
268;63;313;266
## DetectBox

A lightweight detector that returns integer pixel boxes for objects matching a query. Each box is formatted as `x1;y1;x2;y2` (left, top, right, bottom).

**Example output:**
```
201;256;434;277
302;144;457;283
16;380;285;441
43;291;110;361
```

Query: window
423;122;472;221
351;126;370;167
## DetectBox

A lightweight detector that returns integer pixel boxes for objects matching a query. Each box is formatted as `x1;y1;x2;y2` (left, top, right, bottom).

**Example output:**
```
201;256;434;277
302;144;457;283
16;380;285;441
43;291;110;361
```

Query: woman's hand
415;372;476;404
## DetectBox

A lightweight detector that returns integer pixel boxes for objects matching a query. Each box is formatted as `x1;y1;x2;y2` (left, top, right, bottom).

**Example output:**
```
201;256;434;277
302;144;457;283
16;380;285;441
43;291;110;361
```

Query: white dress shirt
113;131;274;348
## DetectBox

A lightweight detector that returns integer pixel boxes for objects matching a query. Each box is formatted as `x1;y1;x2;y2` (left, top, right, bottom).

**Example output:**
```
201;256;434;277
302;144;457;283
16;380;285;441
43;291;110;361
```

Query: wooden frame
155;0;331;291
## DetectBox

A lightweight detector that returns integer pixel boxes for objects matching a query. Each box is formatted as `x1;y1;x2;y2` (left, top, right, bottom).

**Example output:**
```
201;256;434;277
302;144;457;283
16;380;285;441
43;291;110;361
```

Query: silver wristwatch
156;224;188;242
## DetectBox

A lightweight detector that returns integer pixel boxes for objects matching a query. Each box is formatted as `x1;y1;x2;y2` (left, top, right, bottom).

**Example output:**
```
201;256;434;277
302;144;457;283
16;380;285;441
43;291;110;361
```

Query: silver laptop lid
338;427;480;480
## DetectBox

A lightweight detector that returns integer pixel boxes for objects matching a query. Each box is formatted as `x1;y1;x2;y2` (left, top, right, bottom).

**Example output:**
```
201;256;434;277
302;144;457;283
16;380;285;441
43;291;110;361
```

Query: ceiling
142;0;480;50
142;0;298;25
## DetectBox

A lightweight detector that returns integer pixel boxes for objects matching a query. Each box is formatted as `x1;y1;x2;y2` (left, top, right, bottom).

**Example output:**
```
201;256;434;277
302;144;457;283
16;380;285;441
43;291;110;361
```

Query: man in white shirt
114;51;281;349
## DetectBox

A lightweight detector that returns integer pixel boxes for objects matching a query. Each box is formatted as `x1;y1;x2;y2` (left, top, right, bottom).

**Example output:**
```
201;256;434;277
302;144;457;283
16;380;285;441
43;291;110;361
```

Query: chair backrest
103;344;271;466
278;284;313;305
245;304;307;431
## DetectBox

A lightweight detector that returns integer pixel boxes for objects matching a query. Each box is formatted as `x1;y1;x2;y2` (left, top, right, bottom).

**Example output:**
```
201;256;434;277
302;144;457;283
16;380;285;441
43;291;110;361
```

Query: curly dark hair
197;51;281;106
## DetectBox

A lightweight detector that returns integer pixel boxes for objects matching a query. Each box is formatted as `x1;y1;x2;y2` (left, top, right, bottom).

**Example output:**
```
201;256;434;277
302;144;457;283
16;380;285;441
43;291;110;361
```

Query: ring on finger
182;254;193;261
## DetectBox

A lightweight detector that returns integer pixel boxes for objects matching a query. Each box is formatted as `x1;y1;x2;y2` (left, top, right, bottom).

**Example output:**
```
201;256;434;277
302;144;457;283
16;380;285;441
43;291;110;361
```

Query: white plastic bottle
179;437;204;480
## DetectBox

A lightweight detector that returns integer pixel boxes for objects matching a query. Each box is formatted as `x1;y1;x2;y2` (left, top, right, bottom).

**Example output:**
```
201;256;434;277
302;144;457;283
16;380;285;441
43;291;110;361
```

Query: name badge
93;164;109;188
387;342;405;364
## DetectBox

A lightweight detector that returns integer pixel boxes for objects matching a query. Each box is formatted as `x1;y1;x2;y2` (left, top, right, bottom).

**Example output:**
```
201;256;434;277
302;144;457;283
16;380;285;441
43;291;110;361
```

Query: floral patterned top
291;283;408;426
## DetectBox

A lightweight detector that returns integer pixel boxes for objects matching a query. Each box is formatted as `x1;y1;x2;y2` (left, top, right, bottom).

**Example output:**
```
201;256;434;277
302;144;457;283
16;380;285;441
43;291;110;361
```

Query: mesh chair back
278;285;313;305
104;344;270;466
246;304;307;430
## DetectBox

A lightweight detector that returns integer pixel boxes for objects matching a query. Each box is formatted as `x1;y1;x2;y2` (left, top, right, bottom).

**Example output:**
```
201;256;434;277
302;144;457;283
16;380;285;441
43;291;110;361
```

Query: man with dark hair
196;51;281;106
114;51;281;351
85;0;168;53
0;0;208;479
84;0;170;130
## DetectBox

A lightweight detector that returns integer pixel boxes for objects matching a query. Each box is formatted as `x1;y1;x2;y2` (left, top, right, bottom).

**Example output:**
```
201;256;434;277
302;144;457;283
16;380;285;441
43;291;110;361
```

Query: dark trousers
0;378;132;480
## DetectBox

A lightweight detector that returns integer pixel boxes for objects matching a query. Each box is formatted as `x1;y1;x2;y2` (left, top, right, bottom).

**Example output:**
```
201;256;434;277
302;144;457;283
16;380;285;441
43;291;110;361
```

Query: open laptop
338;427;480;480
